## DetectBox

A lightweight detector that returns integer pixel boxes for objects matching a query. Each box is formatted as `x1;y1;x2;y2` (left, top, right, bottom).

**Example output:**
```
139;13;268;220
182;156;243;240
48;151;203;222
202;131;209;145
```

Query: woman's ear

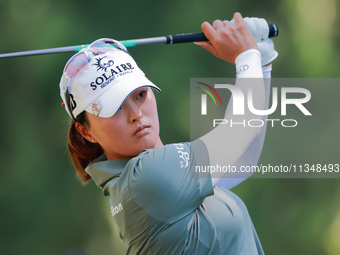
75;122;97;143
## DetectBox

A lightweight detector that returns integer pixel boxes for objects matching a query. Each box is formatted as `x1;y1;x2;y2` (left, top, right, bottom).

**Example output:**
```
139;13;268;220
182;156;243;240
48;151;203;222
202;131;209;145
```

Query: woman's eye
137;89;147;98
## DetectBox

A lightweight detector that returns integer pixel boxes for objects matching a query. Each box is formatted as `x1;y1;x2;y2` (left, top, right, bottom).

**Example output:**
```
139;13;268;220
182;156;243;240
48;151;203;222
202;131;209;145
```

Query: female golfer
60;12;277;255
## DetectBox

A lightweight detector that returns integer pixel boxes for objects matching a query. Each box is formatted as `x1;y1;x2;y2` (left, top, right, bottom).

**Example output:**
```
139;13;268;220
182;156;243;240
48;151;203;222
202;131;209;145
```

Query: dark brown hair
68;111;104;184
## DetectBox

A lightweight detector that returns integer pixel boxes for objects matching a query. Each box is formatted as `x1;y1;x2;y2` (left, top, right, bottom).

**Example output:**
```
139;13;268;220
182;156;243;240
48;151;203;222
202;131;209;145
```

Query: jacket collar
85;155;131;187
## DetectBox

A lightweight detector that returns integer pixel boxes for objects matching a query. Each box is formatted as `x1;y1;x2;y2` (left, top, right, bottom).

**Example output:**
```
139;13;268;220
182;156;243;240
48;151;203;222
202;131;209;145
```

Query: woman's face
83;87;163;160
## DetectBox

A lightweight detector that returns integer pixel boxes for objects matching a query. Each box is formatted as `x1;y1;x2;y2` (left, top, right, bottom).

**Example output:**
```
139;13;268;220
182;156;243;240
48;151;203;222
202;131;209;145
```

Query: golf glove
257;38;278;66
230;17;278;66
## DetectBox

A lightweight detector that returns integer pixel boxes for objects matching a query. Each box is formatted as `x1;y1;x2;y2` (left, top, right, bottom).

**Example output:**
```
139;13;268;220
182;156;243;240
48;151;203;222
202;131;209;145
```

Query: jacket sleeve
127;140;213;223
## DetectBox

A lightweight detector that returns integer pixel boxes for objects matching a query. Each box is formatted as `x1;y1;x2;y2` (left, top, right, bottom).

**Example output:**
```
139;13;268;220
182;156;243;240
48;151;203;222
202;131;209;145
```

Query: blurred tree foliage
0;0;339;254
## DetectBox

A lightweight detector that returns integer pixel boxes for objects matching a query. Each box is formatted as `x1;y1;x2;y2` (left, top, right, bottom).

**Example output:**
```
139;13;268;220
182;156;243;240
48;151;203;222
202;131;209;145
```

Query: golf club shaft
0;24;278;59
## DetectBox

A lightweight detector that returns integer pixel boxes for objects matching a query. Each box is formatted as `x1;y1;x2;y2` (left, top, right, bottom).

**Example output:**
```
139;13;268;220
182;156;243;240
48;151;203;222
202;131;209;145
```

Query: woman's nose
127;101;143;123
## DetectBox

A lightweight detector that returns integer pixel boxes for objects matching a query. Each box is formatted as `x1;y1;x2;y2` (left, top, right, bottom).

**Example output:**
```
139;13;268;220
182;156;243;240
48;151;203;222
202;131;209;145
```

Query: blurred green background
0;0;340;254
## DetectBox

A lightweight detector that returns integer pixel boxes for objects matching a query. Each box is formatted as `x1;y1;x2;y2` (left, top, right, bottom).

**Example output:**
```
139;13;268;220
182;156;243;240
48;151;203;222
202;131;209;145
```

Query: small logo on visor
93;56;114;72
67;93;77;112
91;101;101;116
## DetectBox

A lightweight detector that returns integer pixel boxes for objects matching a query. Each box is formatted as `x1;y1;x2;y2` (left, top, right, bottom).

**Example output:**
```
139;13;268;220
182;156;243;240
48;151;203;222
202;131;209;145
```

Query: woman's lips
134;125;150;136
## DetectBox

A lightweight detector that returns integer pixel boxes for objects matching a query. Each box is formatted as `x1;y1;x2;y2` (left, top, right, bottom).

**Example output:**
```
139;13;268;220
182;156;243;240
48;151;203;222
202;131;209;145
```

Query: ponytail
67;111;104;184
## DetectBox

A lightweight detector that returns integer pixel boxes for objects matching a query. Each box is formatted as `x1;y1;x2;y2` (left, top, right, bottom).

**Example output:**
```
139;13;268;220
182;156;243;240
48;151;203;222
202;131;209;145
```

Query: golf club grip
268;24;279;38
166;24;278;44
166;33;208;44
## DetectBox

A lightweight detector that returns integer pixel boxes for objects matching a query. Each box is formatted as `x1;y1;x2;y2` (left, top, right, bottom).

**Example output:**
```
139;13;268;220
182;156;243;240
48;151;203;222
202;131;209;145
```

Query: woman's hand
195;12;258;64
